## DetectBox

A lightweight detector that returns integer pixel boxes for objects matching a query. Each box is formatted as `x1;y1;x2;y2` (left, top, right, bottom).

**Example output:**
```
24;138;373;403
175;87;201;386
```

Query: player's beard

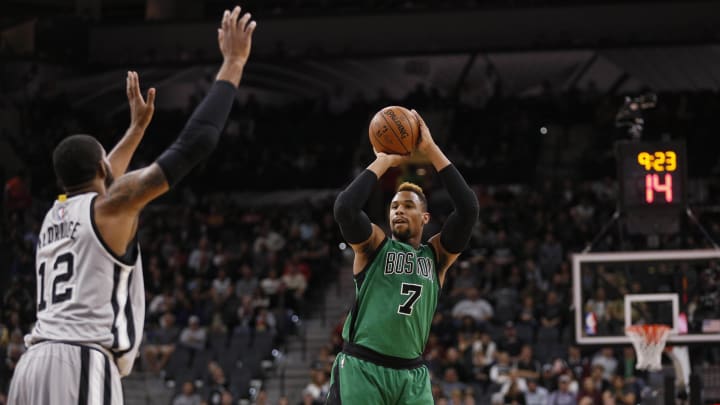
391;223;412;242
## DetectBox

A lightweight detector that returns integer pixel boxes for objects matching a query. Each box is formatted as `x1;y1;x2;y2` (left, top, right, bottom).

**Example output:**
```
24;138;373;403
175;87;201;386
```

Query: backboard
573;249;720;345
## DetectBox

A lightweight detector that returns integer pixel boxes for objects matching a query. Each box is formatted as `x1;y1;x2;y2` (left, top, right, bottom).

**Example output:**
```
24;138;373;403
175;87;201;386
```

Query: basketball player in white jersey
8;7;256;405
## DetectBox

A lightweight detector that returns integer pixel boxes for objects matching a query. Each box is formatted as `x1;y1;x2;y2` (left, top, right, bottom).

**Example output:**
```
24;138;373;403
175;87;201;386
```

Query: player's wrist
127;122;147;134
420;142;441;155
424;145;450;169
216;60;245;86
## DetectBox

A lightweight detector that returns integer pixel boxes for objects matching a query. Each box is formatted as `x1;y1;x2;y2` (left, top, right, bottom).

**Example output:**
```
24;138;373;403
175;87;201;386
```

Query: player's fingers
146;88;156;107
221;10;230;33
245;20;257;36
133;72;143;100
238;12;251;32
230;6;241;33
410;109;427;128
126;72;133;99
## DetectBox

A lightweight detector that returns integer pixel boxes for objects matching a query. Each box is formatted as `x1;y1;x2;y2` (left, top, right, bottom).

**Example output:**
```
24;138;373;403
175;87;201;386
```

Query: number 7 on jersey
398;283;422;316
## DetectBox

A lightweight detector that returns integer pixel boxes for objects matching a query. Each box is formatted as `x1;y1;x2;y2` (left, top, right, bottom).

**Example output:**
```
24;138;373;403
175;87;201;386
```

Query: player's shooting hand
218;6;257;65
374;149;410;167
411;109;438;154
126;71;155;130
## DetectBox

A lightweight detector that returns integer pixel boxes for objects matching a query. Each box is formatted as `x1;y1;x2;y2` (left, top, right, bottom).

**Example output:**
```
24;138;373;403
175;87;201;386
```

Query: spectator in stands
565;345;590;381
450;261;478;297
605;375;636;405
577;397;593;405
501;373;527;404
547;374;577;405
145;255;167;297
538;232;562;279
524;377;548;405
219;391;234;405
470;348;491;393
235;264;258;298
5;330;25;363
586;287;609;326
260;269;283;307
539;290;564;331
577;376;602;404
616;346;643;385
143;312;179;373
490;351;513;387
148;289;177;320
253;221;285;254
591;347;618;381
443;347;471;382
172;381;202;405
522;259;546;292
300;387;321;405
235;295;255;333
206;361;230;405
180;316;207;351
589;364;610;394
498;322;524;358
254;307;277;333
188;236;213;276
515;345;540;381
518;296;538;328
449;389;464;405
282;260;307;312
492;281;520;324
303;362;329;402
250;287;271;310
441;367;466;398
472;331;496;366
211;269;233;306
212;241;230;270
452;288;494;325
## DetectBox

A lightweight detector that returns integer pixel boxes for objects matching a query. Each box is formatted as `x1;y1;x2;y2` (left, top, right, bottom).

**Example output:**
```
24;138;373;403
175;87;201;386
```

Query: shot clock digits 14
616;141;687;213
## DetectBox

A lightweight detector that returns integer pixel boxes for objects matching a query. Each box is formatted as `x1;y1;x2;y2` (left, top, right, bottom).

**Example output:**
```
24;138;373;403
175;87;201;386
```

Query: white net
626;325;671;371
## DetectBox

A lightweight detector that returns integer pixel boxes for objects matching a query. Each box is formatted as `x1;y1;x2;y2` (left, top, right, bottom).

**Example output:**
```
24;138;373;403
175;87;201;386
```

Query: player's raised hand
411;109;438;154
374;149;410;167
126;71;155;130
218;6;257;65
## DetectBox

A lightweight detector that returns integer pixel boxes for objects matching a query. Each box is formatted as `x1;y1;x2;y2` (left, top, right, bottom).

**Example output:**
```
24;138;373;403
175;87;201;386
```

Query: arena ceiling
36;45;720;116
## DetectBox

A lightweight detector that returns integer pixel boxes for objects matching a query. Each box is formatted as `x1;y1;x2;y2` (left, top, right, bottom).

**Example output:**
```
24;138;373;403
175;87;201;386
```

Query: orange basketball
368;106;419;155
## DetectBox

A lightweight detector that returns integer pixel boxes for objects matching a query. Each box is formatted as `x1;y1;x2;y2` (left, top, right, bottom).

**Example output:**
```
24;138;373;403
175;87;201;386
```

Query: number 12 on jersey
398;283;422;316
37;252;75;311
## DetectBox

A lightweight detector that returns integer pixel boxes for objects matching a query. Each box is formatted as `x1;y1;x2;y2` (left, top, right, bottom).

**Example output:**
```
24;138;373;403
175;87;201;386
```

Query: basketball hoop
625;324;671;371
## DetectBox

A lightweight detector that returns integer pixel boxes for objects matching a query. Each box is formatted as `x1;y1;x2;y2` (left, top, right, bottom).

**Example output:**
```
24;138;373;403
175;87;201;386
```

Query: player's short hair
53;134;103;189
396;182;427;210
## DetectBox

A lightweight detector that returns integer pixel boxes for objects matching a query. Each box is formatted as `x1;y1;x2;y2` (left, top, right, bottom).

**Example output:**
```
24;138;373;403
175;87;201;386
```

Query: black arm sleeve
438;164;480;253
156;80;236;187
333;170;377;244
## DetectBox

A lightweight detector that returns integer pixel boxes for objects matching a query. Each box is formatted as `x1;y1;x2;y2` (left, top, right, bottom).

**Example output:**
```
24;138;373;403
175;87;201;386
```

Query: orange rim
626;324;671;344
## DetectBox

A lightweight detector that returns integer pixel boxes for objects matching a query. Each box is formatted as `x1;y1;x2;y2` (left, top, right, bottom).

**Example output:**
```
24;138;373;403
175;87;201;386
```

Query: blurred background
2;0;720;404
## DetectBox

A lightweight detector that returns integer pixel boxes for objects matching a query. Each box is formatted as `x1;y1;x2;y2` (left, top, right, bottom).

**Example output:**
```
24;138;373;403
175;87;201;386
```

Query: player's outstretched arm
334;152;409;273
107;71;156;178
95;6;256;256
412;110;479;286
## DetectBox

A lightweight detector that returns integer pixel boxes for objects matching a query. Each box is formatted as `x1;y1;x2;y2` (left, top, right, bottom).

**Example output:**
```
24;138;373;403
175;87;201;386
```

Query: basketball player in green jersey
328;110;479;404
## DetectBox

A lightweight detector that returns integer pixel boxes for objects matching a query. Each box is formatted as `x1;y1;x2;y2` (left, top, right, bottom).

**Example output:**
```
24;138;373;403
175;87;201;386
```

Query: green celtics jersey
342;238;439;359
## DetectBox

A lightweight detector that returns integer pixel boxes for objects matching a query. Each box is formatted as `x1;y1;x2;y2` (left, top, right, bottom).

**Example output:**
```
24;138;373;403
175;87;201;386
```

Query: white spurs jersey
28;192;145;377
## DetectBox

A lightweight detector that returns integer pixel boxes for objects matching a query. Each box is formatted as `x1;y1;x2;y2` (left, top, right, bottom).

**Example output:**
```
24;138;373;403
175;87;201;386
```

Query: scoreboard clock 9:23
615;140;687;213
